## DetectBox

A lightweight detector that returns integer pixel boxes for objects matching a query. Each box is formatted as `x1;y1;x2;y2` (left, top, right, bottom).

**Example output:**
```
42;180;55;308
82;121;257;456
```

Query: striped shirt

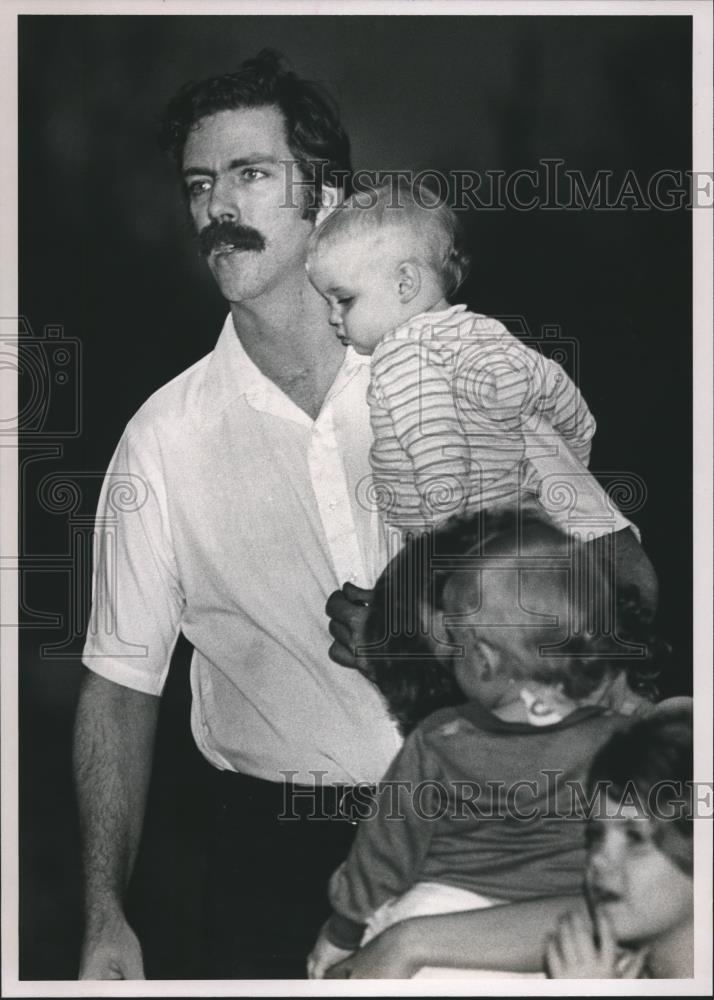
368;304;632;538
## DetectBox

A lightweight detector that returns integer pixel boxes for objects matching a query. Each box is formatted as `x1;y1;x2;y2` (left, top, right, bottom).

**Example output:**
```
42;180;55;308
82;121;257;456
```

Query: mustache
198;220;266;257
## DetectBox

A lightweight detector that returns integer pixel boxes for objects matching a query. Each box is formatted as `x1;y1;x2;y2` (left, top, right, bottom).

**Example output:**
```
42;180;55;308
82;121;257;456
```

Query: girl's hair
587;707;693;874
307;175;471;297
365;508;668;734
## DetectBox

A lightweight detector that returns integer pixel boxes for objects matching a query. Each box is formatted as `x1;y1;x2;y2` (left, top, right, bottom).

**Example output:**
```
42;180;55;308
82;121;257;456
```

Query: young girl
546;705;693;979
308;509;667;977
324;706;694;979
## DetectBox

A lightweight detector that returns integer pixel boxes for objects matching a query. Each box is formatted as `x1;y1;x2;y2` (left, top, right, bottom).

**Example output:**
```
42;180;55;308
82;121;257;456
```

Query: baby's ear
397;261;422;303
314;185;342;225
464;633;496;680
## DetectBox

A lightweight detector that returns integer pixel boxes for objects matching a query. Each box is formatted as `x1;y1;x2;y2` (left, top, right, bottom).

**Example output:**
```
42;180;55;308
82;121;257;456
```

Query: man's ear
314;185;342;225
397;261;421;304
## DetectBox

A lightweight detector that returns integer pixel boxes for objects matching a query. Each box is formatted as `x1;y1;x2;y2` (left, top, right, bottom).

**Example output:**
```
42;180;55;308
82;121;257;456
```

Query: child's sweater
368;304;633;538
326;700;631;949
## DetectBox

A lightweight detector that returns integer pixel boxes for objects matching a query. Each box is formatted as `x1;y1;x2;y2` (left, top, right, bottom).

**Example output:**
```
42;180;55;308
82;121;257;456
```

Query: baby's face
307;241;406;354
585;801;693;944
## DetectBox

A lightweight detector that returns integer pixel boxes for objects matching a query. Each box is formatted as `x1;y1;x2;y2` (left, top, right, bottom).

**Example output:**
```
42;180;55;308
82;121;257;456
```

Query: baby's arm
327;894;585;978
538;359;597;467
372;340;471;518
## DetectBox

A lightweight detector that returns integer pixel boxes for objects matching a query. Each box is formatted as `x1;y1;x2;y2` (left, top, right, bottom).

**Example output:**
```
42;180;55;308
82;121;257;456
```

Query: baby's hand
307;923;355;979
545;908;646;979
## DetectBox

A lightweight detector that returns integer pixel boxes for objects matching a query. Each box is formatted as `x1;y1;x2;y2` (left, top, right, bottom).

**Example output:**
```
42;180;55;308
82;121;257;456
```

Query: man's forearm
391;895;585;975
73;669;160;928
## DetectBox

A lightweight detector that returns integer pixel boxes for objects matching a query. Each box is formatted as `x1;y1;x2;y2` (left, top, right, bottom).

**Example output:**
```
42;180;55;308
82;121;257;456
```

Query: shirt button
327;499;338;510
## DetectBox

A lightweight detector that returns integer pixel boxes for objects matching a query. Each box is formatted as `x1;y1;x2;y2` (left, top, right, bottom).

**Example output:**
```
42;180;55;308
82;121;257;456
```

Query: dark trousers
199;770;359;979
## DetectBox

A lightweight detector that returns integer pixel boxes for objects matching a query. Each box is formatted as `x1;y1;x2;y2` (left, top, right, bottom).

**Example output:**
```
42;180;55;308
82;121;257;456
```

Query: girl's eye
625;826;649;847
585;823;604;847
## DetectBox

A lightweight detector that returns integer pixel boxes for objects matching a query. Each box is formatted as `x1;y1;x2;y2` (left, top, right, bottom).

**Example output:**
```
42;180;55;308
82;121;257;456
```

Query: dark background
18;14;692;979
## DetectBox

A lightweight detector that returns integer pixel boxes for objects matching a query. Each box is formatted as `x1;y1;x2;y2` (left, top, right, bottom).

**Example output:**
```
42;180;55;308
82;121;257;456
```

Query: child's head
584;708;693;948
366;509;664;733
305;177;470;354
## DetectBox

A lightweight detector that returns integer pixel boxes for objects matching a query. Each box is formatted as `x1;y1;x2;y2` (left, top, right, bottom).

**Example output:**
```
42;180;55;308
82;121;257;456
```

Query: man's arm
73;668;160;979
327;894;586;978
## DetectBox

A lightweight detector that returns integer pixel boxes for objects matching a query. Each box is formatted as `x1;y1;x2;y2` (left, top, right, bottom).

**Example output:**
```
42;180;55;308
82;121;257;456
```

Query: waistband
212;768;377;825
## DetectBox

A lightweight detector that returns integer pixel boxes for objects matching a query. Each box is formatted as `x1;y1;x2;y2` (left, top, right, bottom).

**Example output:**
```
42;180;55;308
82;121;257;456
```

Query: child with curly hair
308;510;668;977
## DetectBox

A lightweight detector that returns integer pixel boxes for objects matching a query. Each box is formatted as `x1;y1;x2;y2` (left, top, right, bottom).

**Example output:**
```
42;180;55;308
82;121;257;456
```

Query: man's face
307;241;404;354
585;802;693;944
182;106;315;303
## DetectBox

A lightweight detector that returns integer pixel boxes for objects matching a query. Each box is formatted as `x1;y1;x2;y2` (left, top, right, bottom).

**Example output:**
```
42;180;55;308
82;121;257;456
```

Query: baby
308;509;666;977
306;178;656;612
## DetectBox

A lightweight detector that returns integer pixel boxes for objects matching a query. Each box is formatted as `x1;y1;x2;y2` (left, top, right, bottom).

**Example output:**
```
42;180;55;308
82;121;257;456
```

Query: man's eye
242;168;267;181
187;179;211;198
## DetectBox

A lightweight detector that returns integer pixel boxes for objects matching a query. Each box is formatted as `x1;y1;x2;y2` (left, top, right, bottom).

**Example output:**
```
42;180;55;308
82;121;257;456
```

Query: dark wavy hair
587;707;693;871
158;49;353;218
365;509;668;735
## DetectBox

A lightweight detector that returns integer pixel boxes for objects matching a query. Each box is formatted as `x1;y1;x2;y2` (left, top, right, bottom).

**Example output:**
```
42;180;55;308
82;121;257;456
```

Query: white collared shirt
82;314;401;785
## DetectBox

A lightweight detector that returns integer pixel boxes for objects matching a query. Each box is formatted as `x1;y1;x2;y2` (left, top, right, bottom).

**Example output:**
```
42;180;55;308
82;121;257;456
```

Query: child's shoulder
413;704;475;742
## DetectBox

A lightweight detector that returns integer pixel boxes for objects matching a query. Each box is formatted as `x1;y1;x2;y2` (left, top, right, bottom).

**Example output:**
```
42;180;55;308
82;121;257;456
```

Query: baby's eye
337;296;354;307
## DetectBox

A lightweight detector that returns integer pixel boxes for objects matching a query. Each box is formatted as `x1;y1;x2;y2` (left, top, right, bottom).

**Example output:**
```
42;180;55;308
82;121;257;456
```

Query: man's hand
545;909;646;979
79;910;145;980
306;923;355;978
325;582;375;676
326;924;417;979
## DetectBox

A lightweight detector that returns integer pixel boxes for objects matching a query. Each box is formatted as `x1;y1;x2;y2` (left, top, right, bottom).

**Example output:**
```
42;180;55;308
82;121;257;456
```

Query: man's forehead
182;105;292;166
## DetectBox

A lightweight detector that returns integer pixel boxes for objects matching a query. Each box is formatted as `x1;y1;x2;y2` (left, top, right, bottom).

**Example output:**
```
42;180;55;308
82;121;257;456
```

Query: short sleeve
81;423;184;695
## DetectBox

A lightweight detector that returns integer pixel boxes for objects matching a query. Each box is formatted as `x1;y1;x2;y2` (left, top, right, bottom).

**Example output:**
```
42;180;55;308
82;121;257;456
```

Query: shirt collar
383;302;469;343
200;312;369;420
457;697;608;734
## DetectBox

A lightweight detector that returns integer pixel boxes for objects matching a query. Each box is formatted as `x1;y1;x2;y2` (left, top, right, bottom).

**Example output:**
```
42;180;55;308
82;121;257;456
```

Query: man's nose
207;176;239;223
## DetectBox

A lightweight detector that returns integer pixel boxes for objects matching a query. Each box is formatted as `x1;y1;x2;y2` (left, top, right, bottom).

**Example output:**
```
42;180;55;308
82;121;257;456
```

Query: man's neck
229;272;346;419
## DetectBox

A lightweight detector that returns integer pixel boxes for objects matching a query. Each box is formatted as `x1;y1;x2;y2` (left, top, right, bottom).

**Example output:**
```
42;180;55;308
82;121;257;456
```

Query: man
74;50;400;980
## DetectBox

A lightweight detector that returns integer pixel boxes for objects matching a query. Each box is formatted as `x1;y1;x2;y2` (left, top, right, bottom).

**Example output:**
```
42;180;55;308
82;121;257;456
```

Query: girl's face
585;800;693;945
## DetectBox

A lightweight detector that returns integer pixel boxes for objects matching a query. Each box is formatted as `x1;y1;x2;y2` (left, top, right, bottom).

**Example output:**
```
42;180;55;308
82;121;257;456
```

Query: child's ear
397;261;421;304
465;633;496;681
314;185;342;225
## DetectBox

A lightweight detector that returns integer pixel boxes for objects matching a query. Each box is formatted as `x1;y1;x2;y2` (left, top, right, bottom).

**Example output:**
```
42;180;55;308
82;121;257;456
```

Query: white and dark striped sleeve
372;341;471;515
540;358;597;467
